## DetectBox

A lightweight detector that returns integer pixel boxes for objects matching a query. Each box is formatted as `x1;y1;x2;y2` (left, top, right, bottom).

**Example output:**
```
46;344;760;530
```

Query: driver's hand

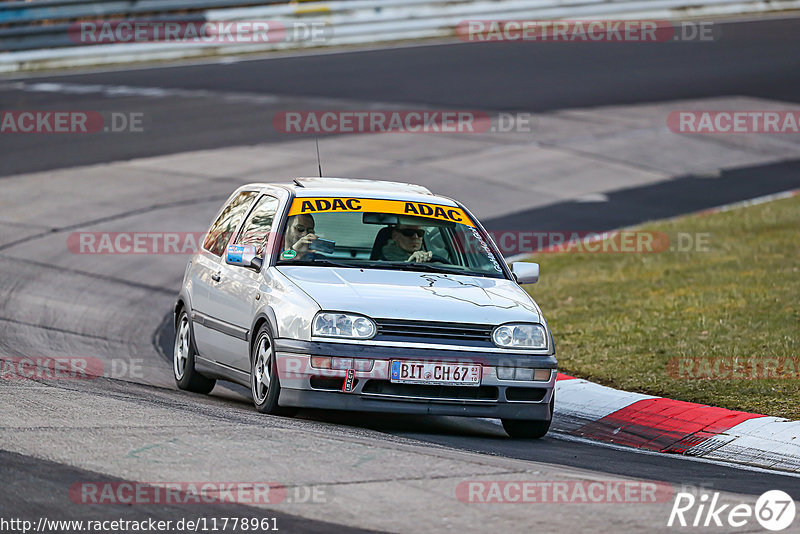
407;251;433;263
292;234;317;256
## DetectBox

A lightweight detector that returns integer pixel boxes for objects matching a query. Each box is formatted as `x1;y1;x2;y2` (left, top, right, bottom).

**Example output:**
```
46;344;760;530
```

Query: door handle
211;272;221;282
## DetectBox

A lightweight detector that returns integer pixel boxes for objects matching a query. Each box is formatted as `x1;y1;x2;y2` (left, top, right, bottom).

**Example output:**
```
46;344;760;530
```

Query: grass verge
525;193;799;420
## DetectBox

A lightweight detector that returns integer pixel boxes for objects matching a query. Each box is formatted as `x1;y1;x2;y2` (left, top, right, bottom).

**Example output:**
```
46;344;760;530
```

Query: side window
235;195;280;256
202;191;258;256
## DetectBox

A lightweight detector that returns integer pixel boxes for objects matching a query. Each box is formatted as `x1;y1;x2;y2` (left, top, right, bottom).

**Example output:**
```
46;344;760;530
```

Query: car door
191;190;258;360
207;193;281;373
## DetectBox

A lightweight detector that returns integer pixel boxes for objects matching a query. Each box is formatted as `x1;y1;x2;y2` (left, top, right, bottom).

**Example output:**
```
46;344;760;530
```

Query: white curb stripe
690;418;800;471
556;378;654;421
553;376;800;473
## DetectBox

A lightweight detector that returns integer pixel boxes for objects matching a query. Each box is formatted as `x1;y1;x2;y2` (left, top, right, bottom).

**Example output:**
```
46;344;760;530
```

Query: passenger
283;214;317;260
381;225;433;263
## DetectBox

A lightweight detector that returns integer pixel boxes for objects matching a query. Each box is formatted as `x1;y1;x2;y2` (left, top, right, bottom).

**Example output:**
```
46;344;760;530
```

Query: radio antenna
315;137;323;177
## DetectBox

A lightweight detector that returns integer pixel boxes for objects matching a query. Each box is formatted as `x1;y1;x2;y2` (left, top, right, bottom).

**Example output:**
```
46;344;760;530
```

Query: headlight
492;323;547;349
313;312;376;339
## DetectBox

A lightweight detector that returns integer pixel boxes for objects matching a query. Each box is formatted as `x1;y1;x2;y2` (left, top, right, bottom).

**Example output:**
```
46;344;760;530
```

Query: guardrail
1;0;799;72
0;0;277;25
0;0;289;50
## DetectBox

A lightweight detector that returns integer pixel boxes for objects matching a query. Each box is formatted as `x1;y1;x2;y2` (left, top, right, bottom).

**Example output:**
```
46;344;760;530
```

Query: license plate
390;361;481;387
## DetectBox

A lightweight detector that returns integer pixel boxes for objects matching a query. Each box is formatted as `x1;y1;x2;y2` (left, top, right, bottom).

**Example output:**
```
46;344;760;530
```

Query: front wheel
173;311;216;394
502;395;554;439
250;326;293;415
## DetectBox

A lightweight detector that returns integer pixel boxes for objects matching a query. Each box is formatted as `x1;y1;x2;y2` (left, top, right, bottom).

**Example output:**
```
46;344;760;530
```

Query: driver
283;214;317;260
381;224;433;263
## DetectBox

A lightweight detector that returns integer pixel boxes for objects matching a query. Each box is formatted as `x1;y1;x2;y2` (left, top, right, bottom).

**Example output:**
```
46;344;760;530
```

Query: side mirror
226;244;263;271
511;262;539;284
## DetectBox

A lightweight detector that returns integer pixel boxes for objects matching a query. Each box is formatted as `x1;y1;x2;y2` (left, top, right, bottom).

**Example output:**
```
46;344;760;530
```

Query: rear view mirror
362;212;455;228
226;244;263;271
397;215;455;228
363;213;399;225
511;262;539;284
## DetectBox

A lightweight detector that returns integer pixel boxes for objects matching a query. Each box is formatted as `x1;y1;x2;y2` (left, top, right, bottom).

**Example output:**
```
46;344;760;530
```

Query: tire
173;310;216;394
502;395;554;439
250;325;294;416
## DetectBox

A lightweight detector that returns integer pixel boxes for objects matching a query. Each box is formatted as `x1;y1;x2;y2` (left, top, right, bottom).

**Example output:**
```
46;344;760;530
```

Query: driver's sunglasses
397;228;425;238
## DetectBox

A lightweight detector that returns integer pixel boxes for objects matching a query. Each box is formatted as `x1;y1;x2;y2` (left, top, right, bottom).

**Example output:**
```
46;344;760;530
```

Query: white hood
277;266;540;324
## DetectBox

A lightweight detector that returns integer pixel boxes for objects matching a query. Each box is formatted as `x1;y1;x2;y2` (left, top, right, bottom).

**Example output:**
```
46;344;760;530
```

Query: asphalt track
1;17;800;176
1;449;380;534
484;159;800;234
1;14;800;533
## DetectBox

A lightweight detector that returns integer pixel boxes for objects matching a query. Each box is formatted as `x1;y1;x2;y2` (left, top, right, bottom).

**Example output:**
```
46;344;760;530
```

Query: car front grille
373;318;494;347
361;380;499;401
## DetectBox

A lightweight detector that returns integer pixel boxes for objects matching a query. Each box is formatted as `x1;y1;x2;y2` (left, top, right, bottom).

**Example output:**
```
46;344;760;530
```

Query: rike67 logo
668;490;796;531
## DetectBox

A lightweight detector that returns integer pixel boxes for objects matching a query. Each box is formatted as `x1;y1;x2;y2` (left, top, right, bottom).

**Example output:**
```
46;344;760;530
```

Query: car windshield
275;197;507;278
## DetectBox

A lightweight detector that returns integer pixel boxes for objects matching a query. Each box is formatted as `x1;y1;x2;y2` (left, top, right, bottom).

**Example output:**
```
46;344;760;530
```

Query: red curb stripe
573;397;764;452
556;372;576;381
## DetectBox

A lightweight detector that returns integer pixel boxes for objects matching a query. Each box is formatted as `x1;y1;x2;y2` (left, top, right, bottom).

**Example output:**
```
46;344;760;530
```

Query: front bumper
274;339;557;420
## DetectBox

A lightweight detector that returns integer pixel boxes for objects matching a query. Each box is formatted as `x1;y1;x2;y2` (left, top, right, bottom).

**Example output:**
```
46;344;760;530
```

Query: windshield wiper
375;261;485;276
279;259;500;277
277;258;360;269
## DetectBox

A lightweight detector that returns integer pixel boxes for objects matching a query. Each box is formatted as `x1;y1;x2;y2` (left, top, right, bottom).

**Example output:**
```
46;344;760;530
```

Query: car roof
245;177;459;206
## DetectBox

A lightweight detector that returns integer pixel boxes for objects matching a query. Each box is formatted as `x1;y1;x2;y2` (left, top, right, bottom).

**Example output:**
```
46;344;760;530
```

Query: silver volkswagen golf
174;178;557;438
